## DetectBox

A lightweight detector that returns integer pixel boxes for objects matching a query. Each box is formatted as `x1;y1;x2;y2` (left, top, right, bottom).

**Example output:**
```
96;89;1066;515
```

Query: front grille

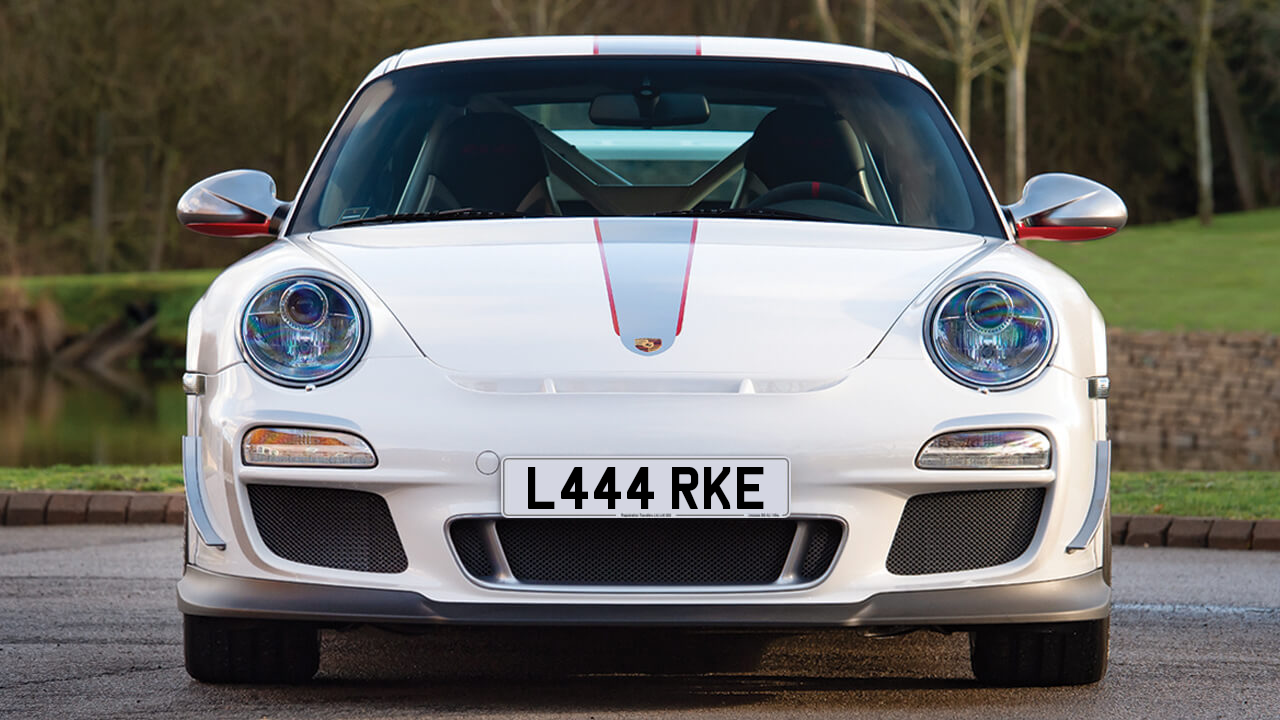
449;517;843;587
246;484;407;573
886;487;1045;575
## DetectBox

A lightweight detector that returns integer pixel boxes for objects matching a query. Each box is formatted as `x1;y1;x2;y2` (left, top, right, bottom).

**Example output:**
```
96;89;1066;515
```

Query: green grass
9;269;218;346
1029;208;1280;333
1111;471;1280;520
0;464;184;493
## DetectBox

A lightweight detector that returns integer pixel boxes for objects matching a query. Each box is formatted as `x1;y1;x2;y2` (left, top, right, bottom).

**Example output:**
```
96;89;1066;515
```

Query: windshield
289;57;1003;236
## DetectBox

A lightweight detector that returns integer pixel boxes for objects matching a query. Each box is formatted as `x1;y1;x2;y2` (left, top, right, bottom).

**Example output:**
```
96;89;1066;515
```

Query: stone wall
1108;330;1280;470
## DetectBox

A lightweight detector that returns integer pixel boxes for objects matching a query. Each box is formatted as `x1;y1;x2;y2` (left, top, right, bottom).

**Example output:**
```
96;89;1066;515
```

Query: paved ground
0;526;1277;719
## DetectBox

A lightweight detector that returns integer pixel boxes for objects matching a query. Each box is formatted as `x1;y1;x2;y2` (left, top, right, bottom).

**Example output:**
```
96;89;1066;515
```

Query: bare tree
491;0;632;35
813;0;841;43
993;0;1044;200
1191;0;1215;225
880;0;1006;137
697;0;766;35
863;0;877;47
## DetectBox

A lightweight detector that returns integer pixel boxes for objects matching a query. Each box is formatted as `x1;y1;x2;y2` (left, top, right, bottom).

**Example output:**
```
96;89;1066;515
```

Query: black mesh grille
246;484;407;574
886;487;1045;575
799;519;842;581
449;519;494;578
449;518;843;586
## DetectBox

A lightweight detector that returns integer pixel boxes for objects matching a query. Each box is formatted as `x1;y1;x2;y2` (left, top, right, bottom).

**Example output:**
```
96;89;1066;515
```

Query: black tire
184;614;320;684
969;618;1109;686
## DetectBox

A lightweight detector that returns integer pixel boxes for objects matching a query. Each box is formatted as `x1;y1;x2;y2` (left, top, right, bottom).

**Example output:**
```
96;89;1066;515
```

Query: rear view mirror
589;92;710;127
176;169;292;238
1006;173;1127;242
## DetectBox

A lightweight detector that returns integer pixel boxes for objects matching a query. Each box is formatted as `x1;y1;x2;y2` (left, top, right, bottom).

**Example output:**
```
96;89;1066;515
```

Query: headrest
744;106;863;189
426;113;548;211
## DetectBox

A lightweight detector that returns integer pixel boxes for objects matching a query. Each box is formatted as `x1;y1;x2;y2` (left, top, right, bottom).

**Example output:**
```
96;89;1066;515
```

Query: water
0;368;1275;470
0;368;184;467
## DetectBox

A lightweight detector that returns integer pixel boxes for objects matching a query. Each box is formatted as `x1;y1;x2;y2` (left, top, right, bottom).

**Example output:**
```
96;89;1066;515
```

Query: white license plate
501;458;789;518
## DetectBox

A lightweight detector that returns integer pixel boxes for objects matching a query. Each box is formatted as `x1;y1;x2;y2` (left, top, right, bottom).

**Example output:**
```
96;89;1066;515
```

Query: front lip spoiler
177;566;1110;627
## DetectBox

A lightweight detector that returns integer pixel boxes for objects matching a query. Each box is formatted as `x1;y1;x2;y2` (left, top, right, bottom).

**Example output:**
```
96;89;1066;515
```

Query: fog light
242;427;376;467
916;429;1050;469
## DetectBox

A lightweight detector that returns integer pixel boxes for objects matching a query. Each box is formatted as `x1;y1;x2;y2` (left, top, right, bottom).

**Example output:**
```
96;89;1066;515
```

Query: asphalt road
1;526;1277;719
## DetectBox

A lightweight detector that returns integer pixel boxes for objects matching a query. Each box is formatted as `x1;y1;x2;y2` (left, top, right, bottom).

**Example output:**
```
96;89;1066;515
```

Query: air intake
246;484;407;574
450;517;842;588
886;487;1045;575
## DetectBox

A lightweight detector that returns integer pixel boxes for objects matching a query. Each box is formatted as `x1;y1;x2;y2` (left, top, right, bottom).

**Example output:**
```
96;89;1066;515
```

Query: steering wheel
749;181;879;214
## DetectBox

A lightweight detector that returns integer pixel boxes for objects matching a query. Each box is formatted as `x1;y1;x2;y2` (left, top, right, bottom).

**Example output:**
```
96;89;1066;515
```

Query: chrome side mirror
176;170;292;238
1005;173;1127;242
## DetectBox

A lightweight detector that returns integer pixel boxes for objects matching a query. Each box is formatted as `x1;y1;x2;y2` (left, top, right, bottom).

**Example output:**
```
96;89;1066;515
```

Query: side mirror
1005;173;1127;242
176;170;292;238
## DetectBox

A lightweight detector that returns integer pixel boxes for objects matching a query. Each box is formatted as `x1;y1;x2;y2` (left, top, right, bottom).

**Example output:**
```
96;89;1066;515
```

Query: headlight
240;276;366;385
927;279;1053;388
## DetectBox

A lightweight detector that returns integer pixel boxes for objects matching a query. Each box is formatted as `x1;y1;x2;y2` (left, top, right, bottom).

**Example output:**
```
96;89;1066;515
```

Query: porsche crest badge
634;337;663;353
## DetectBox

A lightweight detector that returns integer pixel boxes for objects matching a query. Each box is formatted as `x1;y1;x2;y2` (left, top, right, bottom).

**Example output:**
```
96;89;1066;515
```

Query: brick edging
2;492;1278;551
1112;514;1280;551
0;491;185;526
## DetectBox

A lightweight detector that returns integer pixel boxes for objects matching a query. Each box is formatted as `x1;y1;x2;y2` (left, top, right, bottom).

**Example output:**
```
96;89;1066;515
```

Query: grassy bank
1110;471;1280;520
0;465;183;493
12;269;218;347
1030;208;1280;333
1;466;1275;520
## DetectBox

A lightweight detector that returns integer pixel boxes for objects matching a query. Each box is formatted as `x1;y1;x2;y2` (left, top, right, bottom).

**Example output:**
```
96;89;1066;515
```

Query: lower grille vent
246;484;407;574
450;517;843;587
886;487;1045;575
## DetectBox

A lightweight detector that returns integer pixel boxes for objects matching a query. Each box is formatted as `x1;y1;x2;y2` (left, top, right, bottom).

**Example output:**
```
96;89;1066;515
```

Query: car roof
361;35;927;88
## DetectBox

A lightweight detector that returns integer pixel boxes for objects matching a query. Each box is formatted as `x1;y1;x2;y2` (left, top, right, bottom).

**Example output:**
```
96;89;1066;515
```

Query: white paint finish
308;218;984;377
388;36;899;78
188;356;1102;605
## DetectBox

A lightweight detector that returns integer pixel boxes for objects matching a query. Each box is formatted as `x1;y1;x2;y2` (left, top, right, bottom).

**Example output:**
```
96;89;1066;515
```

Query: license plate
501;458;789;518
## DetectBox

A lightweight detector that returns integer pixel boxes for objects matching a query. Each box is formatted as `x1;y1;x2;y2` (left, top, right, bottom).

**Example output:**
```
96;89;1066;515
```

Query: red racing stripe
675;219;698;335
593;218;621;335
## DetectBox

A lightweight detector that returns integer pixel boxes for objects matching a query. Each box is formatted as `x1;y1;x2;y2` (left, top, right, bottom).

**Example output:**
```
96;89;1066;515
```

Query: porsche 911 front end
175;36;1124;686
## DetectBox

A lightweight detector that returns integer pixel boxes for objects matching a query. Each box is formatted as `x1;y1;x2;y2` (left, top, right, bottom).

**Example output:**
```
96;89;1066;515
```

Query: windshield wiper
655;207;843;223
330;208;527;229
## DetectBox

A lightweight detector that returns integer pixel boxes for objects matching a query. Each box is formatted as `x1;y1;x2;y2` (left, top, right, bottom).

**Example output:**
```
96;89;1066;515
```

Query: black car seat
732;105;869;208
417;113;559;214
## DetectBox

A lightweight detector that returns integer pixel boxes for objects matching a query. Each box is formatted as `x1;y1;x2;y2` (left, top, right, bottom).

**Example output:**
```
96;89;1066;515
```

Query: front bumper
183;355;1108;613
178;565;1110;627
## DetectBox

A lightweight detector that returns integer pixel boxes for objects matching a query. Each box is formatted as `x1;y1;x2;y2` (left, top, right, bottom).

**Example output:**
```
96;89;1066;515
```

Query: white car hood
309;217;987;381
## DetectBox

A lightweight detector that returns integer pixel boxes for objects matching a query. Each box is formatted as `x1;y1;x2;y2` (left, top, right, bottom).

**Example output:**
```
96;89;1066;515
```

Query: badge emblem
634;337;663;353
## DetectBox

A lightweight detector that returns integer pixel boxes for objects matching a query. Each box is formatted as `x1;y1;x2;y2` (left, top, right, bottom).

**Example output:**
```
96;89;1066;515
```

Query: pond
0;367;1276;471
0;367;184;467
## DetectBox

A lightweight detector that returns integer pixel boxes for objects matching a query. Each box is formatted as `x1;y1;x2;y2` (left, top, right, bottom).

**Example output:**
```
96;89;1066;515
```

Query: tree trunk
813;0;840;43
863;0;876;48
1192;0;1214;226
1208;49;1256;211
1004;59;1026;201
957;64;974;138
91;112;111;273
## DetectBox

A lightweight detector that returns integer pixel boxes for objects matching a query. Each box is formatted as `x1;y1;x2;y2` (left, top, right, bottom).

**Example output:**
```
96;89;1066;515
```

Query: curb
1;492;1278;551
1111;514;1280;551
0;491;185;527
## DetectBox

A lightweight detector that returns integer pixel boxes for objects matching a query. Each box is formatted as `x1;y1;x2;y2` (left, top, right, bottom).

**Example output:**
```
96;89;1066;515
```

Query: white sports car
175;35;1125;686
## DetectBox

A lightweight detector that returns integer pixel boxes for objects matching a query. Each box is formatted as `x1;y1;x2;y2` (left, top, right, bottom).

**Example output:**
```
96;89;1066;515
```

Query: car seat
417;112;559;215
732;105;868;208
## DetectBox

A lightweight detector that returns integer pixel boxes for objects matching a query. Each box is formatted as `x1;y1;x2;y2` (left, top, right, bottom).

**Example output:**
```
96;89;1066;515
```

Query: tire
969;618;1109;686
184;614;320;684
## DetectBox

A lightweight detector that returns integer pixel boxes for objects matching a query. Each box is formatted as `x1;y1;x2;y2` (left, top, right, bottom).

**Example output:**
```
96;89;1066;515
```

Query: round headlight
241;276;366;385
927;279;1053;388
